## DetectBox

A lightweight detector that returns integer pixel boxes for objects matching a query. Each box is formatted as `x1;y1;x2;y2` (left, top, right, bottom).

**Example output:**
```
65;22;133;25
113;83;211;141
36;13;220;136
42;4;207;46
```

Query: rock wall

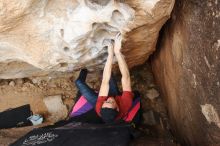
0;0;174;79
151;0;220;145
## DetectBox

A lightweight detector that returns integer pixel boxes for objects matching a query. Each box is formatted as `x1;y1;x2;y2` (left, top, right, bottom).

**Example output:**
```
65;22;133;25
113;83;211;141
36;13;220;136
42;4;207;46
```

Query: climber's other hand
114;33;122;54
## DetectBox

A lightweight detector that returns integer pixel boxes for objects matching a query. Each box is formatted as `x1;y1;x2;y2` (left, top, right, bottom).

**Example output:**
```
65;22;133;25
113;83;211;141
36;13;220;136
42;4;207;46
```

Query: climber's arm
98;43;114;96
115;53;131;91
114;33;132;91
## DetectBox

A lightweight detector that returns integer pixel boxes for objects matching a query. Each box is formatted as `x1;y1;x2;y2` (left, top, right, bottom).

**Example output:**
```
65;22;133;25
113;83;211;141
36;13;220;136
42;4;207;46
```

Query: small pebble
9;81;15;86
146;88;159;100
32;78;40;85
24;82;35;88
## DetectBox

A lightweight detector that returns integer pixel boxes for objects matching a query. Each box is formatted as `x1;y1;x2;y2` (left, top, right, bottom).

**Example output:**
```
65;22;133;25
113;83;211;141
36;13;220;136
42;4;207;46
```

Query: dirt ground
0;62;180;146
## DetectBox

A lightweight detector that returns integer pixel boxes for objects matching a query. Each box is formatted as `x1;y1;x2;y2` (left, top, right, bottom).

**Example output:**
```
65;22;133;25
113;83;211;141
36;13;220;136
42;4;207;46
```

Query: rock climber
73;33;140;124
96;33;134;123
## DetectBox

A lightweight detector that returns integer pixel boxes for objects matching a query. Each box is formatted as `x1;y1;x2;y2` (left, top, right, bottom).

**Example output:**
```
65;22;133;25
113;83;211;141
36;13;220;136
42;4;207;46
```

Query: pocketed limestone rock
0;0;174;79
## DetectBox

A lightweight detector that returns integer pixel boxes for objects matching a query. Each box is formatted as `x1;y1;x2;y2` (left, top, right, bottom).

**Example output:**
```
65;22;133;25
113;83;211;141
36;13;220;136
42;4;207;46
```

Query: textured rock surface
152;0;220;145
0;0;174;79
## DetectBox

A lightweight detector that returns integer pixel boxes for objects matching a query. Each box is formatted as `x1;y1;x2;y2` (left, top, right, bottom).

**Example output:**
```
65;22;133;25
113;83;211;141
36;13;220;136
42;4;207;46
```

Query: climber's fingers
115;32;122;41
103;39;114;48
114;33;122;53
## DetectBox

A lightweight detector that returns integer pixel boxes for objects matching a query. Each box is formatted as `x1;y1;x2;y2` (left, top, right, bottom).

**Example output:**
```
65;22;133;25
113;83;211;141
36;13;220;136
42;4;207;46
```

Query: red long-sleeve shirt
96;91;134;120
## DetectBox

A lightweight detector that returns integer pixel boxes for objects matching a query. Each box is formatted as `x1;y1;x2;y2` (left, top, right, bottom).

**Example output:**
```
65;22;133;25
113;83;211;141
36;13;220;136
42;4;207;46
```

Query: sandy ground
0;62;180;146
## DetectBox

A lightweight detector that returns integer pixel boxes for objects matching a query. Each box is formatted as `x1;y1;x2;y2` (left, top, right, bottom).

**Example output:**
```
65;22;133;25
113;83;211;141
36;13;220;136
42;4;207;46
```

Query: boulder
0;0;174;79
151;0;220;145
43;95;68;122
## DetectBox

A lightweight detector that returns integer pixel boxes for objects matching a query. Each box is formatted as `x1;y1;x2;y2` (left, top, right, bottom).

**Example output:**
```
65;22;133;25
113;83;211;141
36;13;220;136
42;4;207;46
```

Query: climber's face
102;97;119;111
